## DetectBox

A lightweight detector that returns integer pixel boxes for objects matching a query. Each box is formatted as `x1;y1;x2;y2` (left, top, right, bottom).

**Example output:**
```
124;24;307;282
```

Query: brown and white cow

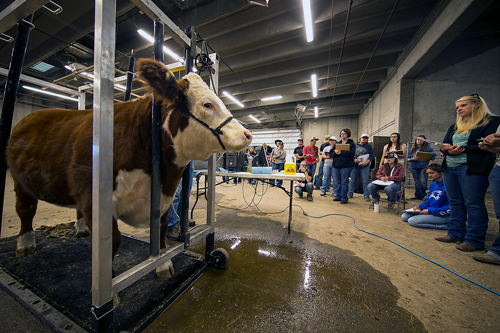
7;58;252;277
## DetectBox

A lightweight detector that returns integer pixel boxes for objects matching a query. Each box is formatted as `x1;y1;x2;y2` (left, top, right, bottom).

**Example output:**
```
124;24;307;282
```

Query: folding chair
396;176;406;214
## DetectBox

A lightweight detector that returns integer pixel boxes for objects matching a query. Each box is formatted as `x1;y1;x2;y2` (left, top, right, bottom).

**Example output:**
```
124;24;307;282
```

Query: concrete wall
358;36;500;147
358;76;400;138
302;115;358;144
413;41;500;143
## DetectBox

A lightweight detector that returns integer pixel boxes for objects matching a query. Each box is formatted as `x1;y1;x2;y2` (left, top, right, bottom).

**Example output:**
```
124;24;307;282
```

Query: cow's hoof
16;246;35;257
75;218;90;237
75;230;90;238
156;260;175;280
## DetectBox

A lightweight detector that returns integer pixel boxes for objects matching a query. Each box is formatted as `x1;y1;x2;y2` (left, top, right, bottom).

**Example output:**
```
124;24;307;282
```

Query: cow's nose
244;131;253;144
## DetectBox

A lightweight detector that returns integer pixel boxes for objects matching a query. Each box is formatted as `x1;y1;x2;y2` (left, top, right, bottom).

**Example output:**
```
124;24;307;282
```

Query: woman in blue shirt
407;135;435;200
401;164;449;229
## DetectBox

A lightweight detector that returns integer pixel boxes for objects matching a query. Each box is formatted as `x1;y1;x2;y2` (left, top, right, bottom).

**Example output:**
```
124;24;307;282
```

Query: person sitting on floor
295;161;313;201
367;152;405;210
401;163;450;229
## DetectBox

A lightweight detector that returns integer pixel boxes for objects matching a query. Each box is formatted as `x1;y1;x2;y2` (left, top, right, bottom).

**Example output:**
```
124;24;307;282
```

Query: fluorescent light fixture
261;95;282;101
23;85;79;102
80;71;94;79
114;84;127;90
137;29;182;62
223;91;244;107
314;106;318;118
302;0;313;42
248;0;269;6
249;115;261;123
311;74;317;97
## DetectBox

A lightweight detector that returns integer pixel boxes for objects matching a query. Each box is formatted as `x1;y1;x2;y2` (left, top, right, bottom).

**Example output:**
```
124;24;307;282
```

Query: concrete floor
1;176;499;332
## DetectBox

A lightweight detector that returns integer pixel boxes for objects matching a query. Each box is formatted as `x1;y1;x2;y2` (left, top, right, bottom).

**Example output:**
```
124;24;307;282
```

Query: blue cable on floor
298;208;500;297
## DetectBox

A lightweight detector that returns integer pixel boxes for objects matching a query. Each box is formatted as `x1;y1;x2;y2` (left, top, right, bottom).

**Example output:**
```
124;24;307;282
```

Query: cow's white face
166;73;252;166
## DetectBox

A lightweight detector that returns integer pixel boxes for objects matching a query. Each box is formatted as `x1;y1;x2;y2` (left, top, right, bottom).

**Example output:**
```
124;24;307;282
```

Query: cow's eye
203;102;212;109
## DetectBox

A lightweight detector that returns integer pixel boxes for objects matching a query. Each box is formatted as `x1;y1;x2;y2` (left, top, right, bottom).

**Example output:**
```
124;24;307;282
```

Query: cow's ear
136;58;180;100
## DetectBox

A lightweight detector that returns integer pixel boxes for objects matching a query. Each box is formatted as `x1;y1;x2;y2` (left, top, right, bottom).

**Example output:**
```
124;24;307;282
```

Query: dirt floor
1;172;500;332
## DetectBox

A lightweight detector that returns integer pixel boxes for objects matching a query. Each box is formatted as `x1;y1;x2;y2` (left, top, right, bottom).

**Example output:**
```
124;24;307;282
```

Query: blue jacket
407;145;435;170
418;179;450;217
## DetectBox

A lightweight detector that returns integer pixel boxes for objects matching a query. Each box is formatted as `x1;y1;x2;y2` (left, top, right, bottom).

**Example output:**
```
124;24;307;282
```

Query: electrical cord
291;206;500;297
210;179;500;297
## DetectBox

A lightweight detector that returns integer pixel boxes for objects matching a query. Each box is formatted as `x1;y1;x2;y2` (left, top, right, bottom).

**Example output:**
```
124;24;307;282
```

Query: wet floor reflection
144;237;424;332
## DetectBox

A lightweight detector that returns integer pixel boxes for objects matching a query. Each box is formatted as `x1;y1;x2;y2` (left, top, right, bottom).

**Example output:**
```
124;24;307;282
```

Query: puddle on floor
144;237;424;332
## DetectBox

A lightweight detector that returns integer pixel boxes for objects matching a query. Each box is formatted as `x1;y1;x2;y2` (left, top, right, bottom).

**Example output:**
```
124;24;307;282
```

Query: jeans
367;182;401;204
410;167;428;199
320;164;336;194
401;212;449;229
314;159;325;188
270;163;284;186
488;166;500;259
295;182;314;198
333;167;353;201
307;163;317;182
348;164;370;198
442;163;490;249
168;161;194;228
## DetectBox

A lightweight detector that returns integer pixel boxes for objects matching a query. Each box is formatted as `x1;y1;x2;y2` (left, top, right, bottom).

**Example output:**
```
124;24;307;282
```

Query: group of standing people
273;94;500;266
292;130;376;204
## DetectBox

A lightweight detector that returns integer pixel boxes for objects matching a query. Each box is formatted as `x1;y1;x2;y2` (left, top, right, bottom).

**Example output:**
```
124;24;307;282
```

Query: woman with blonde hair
435;94;500;251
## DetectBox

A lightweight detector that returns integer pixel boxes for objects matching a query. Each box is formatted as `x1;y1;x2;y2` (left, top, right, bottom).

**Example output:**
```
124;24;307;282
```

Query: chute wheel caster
210;248;229;268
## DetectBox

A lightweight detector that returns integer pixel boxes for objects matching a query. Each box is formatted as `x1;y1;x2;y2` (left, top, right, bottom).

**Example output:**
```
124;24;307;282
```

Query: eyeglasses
390;135;398;138
471;93;480;100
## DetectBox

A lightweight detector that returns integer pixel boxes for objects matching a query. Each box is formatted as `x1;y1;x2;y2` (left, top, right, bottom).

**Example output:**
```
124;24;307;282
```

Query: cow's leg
14;180;38;257
156;212;175;280
111;218;121;259
75;210;90;237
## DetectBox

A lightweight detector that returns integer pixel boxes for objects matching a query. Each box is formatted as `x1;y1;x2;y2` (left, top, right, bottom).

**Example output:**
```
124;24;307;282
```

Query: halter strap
179;107;233;150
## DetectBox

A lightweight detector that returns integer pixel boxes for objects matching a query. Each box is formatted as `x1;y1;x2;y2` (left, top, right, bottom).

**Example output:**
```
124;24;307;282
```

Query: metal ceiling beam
0;0;48;36
130;0;200;53
0;67;80;95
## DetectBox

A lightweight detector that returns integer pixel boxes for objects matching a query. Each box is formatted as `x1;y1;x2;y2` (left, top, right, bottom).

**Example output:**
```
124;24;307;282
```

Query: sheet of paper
372;180;394;186
405;208;421;213
358;154;370;164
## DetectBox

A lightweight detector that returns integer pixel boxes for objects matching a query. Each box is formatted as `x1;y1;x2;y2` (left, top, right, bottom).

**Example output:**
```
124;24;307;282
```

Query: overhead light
311;74;317;97
23;85;79;102
314;106;318;118
137;29;182;62
302;0;313;42
114;84;127;91
248;0;269;6
223;91;244;107
249;115;261;123
80;71;94;79
261;95;282;101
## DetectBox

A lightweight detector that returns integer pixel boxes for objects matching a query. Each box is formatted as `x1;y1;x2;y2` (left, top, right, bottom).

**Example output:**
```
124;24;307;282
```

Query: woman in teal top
435;95;500;252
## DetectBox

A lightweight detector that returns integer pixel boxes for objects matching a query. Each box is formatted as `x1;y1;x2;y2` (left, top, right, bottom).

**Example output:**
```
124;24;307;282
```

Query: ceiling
0;0;497;128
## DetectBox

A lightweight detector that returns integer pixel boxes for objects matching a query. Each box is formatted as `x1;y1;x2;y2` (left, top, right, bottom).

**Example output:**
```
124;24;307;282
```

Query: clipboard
336;144;350;151
394;150;405;158
416;151;433;161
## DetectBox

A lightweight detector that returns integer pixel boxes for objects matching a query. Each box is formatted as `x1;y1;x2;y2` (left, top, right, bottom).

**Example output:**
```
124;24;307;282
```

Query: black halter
179;107;234;150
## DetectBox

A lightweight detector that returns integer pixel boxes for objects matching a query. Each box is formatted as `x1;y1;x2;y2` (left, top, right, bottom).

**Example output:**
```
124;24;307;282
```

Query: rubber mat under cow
0;224;205;332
